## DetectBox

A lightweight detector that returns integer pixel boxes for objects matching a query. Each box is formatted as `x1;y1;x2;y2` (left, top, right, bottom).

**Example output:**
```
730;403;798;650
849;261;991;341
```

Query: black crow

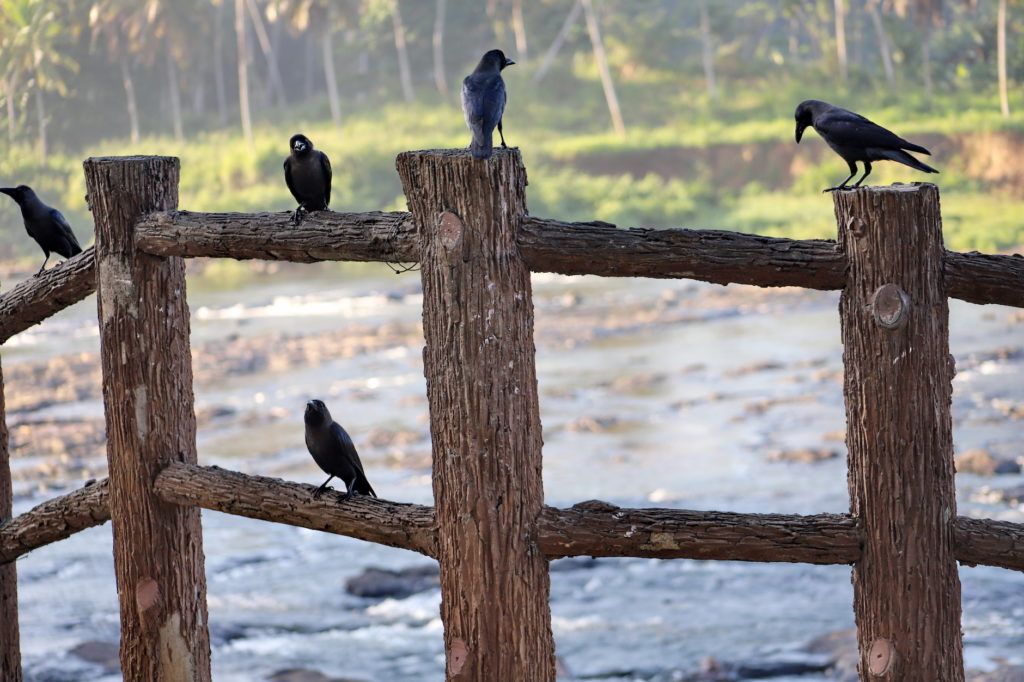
794;99;939;192
0;185;83;275
284;133;332;224
304;399;376;502
462;49;516;160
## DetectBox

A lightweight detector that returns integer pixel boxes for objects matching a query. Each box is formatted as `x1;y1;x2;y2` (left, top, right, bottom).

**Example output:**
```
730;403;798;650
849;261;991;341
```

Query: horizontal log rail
4;463;1022;571
134;210;1023;308
0;249;96;344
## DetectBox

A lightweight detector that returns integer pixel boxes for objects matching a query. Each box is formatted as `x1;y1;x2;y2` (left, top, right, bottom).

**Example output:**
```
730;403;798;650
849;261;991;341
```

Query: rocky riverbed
5;262;1023;680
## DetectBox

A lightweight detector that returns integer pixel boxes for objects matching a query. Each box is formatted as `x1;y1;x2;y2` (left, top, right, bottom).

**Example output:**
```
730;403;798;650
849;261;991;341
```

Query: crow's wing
284;157;301;205
329;421;376;496
319;151;332;208
816;111;930;154
50;209;82;257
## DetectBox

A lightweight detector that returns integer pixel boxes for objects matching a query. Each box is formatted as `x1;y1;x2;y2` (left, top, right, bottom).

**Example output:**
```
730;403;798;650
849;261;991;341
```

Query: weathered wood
397;147;556;681
133;208;1022;307
0;479;110;564
944;249;1024;308
135;210;417;263
85;155;211;682
0;360;21;681
837;183;963;681
953;516;1024;572
539;501;862;564
519;216;847;288
153;462;437;557
0;249;96;344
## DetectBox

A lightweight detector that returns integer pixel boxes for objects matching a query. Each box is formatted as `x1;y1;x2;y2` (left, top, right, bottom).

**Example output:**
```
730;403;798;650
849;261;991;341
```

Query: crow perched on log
794;99;939;192
462;49;516;160
284;133;332;224
304;399;376;502
0;185;83;275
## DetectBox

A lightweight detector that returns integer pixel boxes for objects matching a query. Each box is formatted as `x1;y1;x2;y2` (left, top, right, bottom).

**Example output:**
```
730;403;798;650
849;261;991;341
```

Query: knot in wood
867;638;894;675
870;283;910;329
437;211;463;250
845;215;867;235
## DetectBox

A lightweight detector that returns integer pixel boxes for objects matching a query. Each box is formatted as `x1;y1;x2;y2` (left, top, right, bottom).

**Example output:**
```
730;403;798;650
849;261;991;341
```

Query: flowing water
6;262;1023;681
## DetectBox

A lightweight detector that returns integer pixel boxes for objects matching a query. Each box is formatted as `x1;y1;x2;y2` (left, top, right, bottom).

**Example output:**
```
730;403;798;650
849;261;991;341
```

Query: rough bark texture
953;516;1024;572
0;360;21;681
0;249;96;344
397;148;556;681
135;209;416;263
154;462;437;557
520;216;846;288
540;501;861;564
84;156;211;682
836;184;963;681
0;479;110;563
132;209;1021;307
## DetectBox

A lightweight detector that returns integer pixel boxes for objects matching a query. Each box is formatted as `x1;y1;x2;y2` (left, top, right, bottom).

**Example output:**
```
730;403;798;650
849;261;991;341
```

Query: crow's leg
852;161;873;188
497;119;507;148
313;475;335;498
338;477;356;502
36;253;50;276
824;161;858;193
292;206;308;226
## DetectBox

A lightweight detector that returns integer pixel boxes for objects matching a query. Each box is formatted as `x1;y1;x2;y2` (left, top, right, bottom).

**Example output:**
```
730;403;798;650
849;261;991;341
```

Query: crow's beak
0;188;14;197
505;58;516;67
795;124;805;144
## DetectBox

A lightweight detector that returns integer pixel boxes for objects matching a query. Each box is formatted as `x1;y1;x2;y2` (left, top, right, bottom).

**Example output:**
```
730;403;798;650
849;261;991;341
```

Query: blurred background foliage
1;0;1022;263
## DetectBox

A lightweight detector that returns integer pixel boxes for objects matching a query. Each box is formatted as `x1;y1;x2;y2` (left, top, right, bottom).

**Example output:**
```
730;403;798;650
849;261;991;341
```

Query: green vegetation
1;1;1022;261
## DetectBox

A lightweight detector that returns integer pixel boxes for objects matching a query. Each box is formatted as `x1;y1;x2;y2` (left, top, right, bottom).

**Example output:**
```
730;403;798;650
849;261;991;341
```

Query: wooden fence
1;150;1023;681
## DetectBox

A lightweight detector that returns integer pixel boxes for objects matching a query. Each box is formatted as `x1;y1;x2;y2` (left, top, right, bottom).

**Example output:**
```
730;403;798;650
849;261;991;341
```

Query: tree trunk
166;46;184;142
212;0;228;127
390;0;414;103
396;148;556;681
697;0;717;102
511;0;528;63
234;0;253;148
533;0;582;85
998;0;1009;118
84;155;211;681
867;1;896;88
836;184;964;681
922;31;933;100
834;0;848;83
119;58;139;141
34;85;46;160
322;17;342;128
245;0;287;108
432;0;449;98
580;0;625;135
0;359;22;682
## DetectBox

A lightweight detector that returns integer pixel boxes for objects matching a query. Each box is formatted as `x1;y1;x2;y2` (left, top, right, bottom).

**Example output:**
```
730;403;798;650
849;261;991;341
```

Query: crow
304;399;376;502
0;185;83;275
284;133;332;224
462;49;516;160
794;99;939;192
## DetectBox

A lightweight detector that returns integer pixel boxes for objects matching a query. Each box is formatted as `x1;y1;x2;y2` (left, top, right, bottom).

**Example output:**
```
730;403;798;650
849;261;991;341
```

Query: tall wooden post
0;360;22;681
836;184;963;681
84;156;211;681
397;148;555;681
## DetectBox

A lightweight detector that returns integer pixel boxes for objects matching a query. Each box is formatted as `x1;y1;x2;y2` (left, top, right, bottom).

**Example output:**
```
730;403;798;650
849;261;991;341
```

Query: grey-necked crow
284;133;332;224
304;399;376;502
794;99;939;192
462;49;516;160
0;185;83;275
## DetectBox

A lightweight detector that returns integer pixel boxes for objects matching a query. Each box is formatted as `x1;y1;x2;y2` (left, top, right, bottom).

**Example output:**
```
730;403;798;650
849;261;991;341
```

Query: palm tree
88;0;150;143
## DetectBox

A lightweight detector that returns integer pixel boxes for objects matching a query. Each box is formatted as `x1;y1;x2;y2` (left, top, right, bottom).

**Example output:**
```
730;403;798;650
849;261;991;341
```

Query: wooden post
836;184;963;681
0;360;22;681
396;148;555;681
84;156;211;681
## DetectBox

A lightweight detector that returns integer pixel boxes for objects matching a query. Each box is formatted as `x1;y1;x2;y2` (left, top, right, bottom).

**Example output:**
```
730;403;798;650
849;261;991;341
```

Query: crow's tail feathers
883;149;940;174
469;128;493;160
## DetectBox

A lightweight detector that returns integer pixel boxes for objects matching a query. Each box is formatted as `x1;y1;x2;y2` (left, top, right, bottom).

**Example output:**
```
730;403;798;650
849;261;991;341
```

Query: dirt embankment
564;131;1024;194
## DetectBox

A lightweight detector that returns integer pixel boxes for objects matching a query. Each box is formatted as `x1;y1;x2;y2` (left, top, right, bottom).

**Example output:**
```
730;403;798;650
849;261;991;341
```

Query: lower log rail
4;463;1024;571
